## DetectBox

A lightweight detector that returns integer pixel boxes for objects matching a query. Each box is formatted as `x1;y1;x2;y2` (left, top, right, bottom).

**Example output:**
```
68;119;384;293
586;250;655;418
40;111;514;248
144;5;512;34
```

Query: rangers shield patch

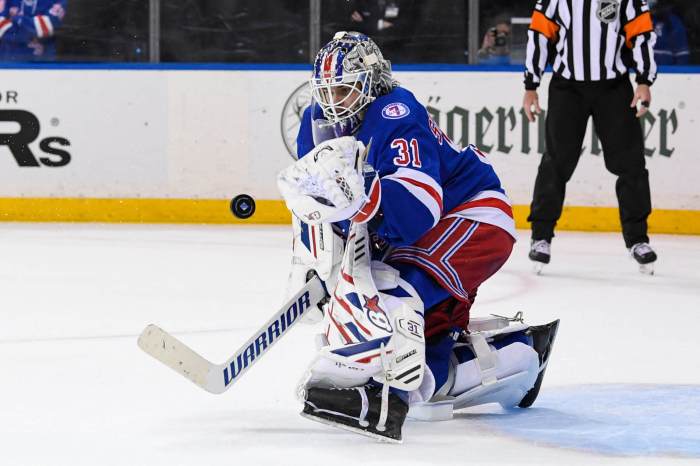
381;102;410;120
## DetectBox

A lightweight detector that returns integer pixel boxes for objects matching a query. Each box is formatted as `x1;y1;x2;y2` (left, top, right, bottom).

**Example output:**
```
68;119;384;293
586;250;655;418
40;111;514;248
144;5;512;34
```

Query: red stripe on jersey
473;147;488;158
450;197;513;218
37;15;50;37
397;176;443;213
0;18;11;35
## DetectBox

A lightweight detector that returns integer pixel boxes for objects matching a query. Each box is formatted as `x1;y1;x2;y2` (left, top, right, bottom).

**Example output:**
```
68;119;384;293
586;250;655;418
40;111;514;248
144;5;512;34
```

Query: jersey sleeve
621;0;657;85
295;106;314;160
371;118;444;247
524;0;559;90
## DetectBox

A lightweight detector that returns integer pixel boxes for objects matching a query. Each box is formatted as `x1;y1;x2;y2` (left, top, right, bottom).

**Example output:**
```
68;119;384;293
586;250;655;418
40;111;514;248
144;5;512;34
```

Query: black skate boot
301;383;409;443
518;319;560;408
528;240;551;274
629;242;657;275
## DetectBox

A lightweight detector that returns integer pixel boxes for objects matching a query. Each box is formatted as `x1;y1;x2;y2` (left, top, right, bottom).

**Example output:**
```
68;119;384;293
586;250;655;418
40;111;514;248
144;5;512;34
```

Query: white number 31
391;138;422;168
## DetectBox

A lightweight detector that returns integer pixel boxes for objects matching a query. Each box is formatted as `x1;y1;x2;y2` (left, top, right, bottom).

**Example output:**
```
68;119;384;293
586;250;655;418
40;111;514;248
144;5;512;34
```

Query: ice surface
1;224;699;466
483;384;700;457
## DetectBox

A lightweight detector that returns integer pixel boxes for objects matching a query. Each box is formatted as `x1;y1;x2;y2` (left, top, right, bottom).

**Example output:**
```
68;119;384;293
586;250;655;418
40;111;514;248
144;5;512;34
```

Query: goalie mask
310;31;395;136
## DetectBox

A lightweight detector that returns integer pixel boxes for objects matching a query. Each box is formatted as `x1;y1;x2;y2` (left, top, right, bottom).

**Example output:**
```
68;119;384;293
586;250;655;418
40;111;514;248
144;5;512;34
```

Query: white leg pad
449;342;539;410
407;342;539;421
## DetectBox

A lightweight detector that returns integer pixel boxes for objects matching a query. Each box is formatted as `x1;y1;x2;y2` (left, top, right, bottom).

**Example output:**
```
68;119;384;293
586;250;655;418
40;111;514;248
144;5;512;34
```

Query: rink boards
0;65;698;234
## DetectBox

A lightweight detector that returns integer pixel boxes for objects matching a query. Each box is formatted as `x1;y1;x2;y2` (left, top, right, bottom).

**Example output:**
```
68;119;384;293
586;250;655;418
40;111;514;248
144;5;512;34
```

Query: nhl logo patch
381;102;410;120
596;0;620;24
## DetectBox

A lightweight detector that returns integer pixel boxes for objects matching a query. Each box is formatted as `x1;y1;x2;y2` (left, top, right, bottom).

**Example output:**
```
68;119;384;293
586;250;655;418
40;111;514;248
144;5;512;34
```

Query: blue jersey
0;0;66;60
297;86;515;248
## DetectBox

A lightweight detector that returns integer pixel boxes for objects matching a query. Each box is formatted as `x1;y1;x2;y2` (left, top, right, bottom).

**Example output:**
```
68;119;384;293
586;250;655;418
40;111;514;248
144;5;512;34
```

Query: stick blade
137;324;223;394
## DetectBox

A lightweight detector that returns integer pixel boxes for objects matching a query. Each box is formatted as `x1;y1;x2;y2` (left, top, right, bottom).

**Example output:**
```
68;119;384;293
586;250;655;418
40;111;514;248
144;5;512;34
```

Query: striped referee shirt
524;0;657;89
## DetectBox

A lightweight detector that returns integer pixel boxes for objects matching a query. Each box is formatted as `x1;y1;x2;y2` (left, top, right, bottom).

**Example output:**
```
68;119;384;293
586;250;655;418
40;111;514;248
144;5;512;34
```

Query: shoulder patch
381;102;411;120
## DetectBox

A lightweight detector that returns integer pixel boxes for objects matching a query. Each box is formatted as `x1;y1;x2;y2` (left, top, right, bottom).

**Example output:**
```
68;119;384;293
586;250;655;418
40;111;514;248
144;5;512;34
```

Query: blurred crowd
0;0;697;64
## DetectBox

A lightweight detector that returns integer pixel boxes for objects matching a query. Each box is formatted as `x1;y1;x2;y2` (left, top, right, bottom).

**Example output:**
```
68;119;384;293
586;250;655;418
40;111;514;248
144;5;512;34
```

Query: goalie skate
301;384;409;443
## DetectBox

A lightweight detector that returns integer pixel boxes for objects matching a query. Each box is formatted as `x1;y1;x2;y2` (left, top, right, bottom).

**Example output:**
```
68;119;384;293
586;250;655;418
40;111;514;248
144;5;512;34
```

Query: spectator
349;0;400;35
650;0;689;65
0;0;66;61
325;1;464;63
344;0;422;62
477;20;511;64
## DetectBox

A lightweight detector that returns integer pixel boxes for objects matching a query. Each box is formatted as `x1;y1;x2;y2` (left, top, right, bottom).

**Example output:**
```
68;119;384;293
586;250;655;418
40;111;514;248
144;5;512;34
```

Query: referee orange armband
529;10;559;41
624;11;653;48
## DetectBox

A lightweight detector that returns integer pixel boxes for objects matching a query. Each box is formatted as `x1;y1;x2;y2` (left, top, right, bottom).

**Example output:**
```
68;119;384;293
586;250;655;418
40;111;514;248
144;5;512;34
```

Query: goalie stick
137;274;327;394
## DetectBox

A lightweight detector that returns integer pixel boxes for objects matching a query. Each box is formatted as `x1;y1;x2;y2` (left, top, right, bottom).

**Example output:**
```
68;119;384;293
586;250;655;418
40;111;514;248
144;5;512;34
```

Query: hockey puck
230;194;256;219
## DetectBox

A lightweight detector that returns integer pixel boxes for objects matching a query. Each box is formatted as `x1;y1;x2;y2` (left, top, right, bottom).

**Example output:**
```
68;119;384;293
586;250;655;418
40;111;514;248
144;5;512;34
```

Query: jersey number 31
391;138;421;168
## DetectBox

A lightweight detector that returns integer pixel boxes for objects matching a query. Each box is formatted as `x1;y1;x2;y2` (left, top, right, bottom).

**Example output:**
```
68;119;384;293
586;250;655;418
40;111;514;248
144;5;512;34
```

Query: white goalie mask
310;31;395;135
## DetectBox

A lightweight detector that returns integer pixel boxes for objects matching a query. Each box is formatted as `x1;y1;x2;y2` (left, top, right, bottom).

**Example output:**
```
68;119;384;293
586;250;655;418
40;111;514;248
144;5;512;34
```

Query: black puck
230;194;256;219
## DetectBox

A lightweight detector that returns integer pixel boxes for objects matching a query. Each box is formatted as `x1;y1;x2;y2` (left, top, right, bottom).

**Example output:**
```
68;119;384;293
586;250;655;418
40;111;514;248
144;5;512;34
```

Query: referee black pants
528;75;651;248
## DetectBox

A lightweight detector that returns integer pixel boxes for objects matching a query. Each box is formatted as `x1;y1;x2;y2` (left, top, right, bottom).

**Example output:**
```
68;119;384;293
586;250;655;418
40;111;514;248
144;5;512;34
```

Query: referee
522;0;658;273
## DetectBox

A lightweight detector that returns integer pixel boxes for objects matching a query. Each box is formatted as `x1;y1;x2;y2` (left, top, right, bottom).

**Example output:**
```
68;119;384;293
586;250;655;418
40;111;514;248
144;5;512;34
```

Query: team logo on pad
363;295;393;332
381;102;410;120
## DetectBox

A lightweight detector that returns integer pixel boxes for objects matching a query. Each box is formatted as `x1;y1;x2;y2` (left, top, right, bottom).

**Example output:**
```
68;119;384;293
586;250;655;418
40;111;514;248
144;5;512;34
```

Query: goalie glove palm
278;136;380;224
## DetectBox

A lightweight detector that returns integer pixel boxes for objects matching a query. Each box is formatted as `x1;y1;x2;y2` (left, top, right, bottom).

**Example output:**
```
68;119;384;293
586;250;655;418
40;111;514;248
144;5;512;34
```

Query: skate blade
300;412;402;444
407;399;455;421
639;263;655;275
532;262;545;275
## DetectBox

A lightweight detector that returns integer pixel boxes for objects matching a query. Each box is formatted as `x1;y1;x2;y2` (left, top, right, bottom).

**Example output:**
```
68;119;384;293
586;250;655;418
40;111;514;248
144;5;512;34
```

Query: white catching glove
277;136;381;225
